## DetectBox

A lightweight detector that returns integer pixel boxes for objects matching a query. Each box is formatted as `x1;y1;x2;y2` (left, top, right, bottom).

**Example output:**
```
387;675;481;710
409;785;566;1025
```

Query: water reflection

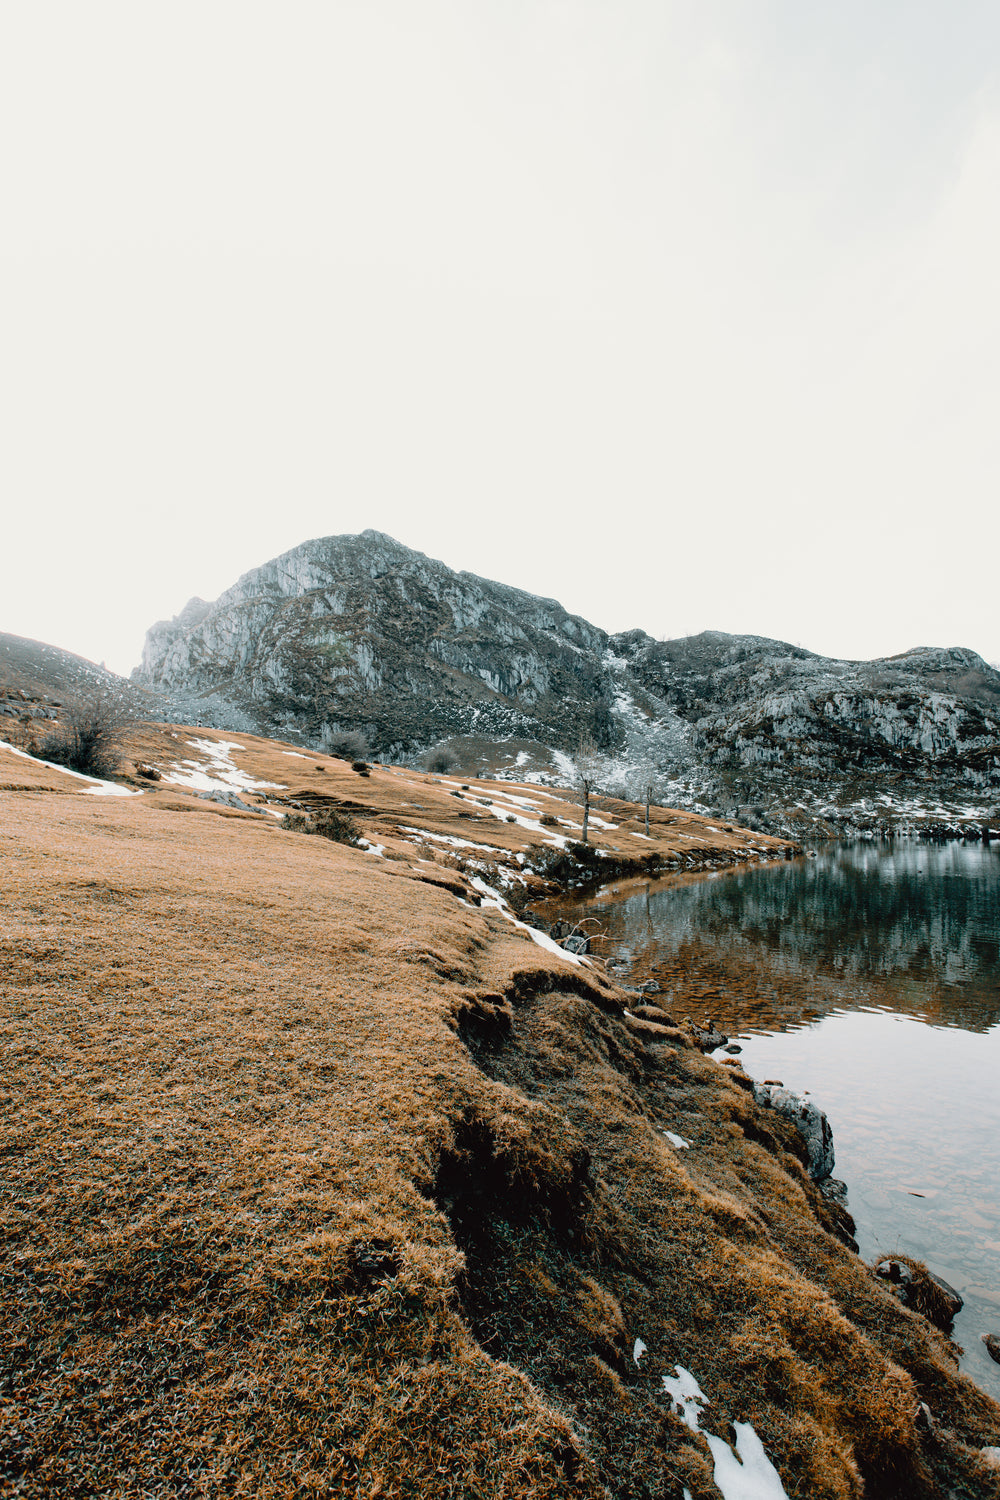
549;842;1000;1033
542;842;1000;1401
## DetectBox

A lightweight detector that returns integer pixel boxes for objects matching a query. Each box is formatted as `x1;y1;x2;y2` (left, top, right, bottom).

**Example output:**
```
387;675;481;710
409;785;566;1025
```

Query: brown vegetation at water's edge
2;737;999;1497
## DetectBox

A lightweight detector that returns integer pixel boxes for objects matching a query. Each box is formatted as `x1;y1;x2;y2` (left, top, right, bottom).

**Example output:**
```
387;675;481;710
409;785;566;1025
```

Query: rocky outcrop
131;532;1000;828
135;531;614;757
752;1082;835;1180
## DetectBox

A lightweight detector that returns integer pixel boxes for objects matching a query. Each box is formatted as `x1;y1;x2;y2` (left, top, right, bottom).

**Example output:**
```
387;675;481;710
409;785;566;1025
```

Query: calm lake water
543;841;1000;1402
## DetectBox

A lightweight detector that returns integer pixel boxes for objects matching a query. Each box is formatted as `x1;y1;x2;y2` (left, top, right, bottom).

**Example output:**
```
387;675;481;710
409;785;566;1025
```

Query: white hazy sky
3;1;999;677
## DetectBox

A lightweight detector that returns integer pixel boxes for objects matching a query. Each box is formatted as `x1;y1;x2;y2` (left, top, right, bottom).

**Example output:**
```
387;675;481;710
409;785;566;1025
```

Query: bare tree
628;759;659;836
43;687;135;779
573;737;605;844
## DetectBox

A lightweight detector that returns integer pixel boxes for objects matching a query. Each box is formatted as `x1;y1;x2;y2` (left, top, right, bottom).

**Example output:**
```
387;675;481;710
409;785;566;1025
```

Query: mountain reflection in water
543;841;1000;1401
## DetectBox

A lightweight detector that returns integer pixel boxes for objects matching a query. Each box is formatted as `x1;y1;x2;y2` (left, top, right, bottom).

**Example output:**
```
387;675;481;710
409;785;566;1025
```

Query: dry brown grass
2;734;999;1498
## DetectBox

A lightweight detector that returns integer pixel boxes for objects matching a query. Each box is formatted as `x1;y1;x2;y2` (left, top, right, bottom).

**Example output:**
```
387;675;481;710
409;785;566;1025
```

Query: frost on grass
663;1366;790;1500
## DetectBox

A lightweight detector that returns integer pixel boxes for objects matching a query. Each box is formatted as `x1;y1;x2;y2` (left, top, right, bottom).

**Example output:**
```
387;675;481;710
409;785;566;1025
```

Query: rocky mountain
127;529;999;833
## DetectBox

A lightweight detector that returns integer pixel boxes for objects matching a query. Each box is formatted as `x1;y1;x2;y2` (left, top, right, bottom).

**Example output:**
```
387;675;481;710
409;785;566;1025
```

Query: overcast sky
3;1;999;676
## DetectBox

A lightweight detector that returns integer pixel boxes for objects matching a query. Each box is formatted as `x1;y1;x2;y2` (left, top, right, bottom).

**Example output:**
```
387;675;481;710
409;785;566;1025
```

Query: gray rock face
196;790;262;813
135;531;612;757
132;531;1000;824
752;1082;835;1180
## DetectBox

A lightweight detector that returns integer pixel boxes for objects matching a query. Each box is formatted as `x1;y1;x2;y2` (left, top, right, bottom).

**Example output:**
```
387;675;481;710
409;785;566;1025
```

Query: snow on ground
468;876;587;966
400;827;503;854
439;783;572;848
0;740;142;798
632;1339;647;1366
162;739;285;795
662;1367;789;1500
357;838;386;857
664;1132;690;1150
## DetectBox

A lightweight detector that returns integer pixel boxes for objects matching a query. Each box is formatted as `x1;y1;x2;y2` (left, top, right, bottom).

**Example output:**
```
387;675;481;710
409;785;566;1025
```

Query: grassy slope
2;736;999;1499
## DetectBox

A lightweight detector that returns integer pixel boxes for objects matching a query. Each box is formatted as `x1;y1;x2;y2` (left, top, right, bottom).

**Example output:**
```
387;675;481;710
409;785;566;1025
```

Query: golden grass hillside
2;733;999;1499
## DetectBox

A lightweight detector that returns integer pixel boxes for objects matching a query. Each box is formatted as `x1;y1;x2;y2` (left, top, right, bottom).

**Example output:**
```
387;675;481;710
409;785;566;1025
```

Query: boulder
982;1333;1000;1365
874;1256;963;1330
752;1082;835;1180
197;790;261;814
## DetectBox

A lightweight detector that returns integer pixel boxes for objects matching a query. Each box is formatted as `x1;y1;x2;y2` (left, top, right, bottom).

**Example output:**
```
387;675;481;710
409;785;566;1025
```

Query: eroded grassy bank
2;736;999;1498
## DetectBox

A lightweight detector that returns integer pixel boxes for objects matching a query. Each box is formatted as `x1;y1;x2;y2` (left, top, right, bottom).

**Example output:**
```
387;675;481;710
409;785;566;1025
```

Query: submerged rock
752;1082;835;1180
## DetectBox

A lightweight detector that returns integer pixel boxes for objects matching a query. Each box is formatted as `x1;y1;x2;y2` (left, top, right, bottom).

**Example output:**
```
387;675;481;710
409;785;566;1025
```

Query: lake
541;840;1000;1402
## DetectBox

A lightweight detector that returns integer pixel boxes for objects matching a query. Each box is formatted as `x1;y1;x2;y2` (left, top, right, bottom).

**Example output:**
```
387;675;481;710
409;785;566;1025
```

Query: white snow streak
468;876;587;966
662;1367;789;1500
0;739;142;797
162;739;284;795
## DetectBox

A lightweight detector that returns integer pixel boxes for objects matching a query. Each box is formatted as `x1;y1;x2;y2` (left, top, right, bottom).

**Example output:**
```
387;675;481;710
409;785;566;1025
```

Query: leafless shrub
280;808;360;846
424;747;456;774
321;728;370;761
42;687;134;779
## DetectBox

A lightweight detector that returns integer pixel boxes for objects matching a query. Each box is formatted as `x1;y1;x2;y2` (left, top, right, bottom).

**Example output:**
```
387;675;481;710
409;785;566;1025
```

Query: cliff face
612;630;1000;823
137;531;614;755
134;532;1000;829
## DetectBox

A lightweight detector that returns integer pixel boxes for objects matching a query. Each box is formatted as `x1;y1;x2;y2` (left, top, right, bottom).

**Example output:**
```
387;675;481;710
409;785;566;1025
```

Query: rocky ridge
49;530;1000;835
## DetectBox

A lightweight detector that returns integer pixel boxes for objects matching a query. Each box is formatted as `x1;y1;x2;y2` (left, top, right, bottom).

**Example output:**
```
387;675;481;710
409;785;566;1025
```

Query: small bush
505;814;517;824
312;808;361;845
424;748;456;774
42;687;134;779
322;729;370;761
460;784;470;791
280;808;360;846
352;761;371;776
539;813;559;827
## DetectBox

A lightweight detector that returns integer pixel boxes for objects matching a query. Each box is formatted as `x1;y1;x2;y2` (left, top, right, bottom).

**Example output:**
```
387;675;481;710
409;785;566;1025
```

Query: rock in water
982;1333;1000;1365
752;1082;835;1180
874;1256;964;1330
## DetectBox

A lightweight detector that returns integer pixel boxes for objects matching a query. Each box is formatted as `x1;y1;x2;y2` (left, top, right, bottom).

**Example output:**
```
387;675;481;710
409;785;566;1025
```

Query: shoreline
3;730;1000;1497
